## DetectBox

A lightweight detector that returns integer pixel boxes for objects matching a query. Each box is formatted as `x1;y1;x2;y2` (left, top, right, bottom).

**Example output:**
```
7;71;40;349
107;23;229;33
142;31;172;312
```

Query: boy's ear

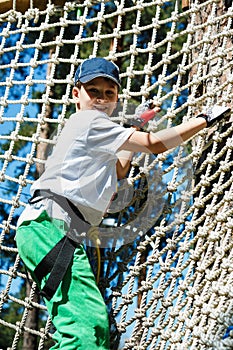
72;86;80;110
72;86;80;101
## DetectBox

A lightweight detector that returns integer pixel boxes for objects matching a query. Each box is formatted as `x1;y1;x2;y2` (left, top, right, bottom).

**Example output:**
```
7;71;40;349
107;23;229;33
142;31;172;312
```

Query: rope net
0;0;232;349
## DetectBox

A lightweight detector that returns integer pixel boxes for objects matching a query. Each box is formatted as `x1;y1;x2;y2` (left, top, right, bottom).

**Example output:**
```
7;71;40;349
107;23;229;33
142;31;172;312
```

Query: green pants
16;210;110;349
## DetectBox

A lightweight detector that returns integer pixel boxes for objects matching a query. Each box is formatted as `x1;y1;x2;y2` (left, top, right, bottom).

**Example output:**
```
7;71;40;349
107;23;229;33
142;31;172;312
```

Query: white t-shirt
18;110;135;226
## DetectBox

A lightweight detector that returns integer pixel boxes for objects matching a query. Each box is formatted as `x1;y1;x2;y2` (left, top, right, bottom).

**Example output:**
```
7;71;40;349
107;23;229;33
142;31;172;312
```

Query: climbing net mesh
0;0;233;349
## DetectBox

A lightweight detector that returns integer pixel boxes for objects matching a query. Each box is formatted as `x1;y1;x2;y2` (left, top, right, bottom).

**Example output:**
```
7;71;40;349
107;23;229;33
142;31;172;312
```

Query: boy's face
73;77;118;116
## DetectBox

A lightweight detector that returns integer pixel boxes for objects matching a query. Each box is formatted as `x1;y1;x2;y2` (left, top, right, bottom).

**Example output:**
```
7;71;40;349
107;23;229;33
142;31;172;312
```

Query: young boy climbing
16;57;230;349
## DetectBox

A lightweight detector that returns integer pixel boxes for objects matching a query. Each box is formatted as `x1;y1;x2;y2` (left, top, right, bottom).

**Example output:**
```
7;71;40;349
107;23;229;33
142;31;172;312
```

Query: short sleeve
87;113;135;154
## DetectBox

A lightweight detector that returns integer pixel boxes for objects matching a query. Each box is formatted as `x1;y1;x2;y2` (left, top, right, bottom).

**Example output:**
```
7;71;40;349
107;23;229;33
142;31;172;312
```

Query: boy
16;57;230;349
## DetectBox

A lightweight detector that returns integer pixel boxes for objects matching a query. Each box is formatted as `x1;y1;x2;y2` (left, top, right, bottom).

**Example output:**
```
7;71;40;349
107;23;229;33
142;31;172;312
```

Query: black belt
28;189;91;300
29;189;89;228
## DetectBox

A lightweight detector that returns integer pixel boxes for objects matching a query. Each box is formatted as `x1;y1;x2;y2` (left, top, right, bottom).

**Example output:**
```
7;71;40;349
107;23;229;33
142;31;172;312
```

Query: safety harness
28;190;91;301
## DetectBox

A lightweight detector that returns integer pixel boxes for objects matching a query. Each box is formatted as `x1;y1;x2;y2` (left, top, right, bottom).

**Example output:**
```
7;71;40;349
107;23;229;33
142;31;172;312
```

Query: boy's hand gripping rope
197;105;231;127
124;100;160;130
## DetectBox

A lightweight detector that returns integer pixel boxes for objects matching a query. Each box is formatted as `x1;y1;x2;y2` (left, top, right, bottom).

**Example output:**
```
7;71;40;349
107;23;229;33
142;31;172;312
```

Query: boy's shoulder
65;110;127;136
68;109;112;126
70;109;108;120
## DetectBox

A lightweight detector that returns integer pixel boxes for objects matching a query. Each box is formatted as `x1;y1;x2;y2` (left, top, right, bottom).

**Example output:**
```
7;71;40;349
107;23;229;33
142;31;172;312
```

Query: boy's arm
115;118;204;179
116;150;134;179
116;105;230;175
116;124;142;179
119;117;207;154
120;105;230;154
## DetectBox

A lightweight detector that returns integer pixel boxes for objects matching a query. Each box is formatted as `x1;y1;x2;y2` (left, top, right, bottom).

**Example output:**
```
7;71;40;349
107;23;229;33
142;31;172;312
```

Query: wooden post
182;0;189;10
0;0;66;13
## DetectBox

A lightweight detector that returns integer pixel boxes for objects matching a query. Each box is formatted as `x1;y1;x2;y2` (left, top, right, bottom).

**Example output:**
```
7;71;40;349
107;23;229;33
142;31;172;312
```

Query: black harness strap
34;236;67;281
34;236;77;301
29;189;89;226
29;189;90;301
